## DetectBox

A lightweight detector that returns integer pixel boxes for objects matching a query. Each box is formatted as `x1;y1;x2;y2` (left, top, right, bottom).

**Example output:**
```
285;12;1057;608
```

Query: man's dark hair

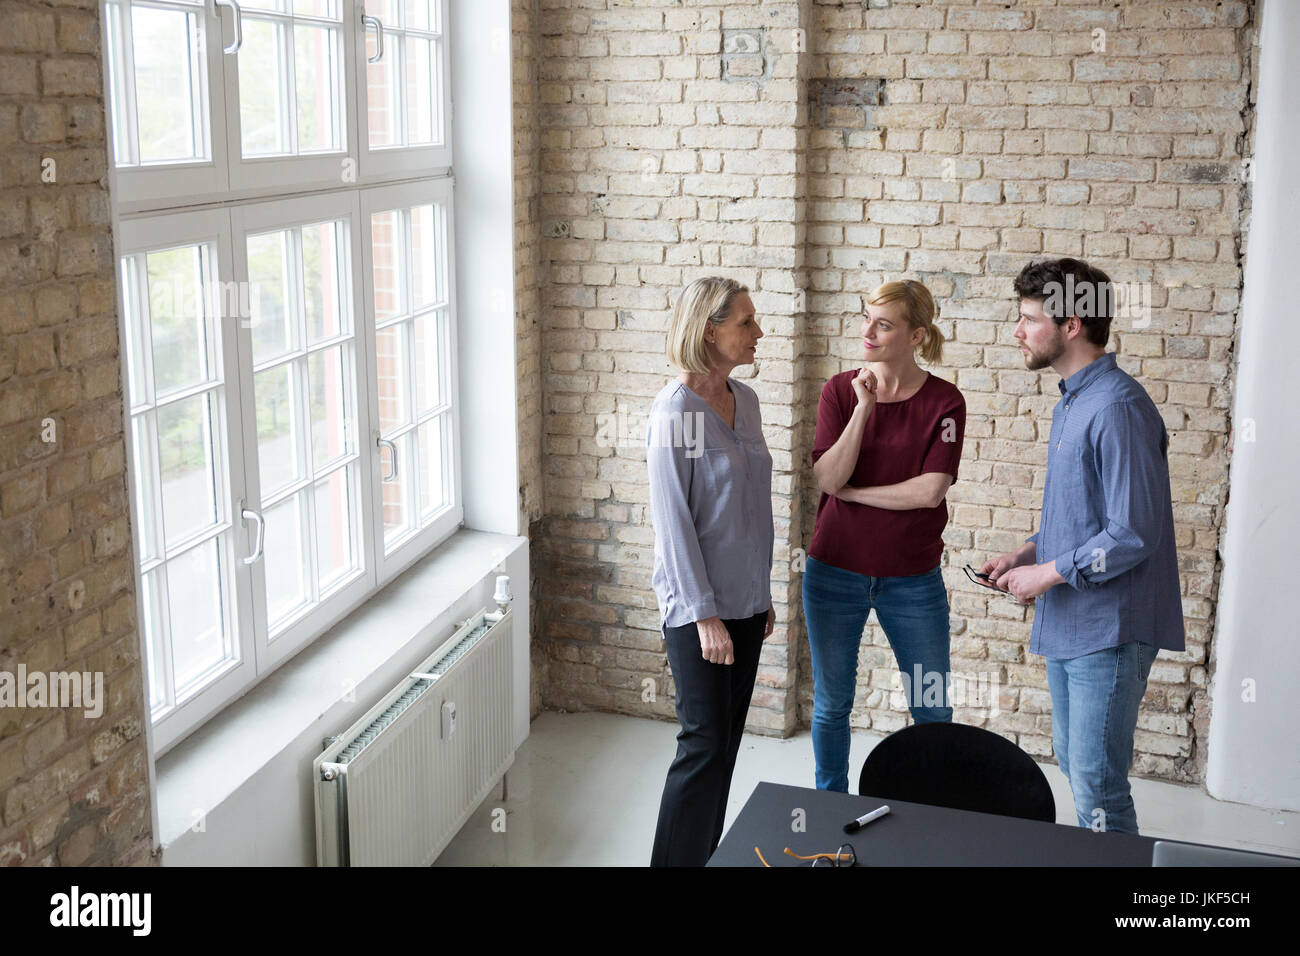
1013;257;1114;347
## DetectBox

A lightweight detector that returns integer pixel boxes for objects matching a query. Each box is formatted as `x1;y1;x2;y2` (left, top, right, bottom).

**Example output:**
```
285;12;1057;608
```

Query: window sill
154;527;527;856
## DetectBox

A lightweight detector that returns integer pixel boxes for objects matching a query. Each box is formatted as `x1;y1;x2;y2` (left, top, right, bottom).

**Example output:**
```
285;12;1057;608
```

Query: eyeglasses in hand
963;564;1030;605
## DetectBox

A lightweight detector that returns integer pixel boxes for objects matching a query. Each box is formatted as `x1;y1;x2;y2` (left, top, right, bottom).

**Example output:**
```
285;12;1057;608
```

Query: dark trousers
650;610;767;867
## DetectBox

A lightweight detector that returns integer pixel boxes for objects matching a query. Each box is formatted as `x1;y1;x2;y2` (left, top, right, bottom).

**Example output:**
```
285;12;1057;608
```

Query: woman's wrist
837;485;865;505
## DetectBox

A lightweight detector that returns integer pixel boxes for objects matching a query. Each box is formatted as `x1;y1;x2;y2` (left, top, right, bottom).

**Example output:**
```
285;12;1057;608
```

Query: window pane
364;0;400;30
255;362;304;494
132;5;204;163
239;18;289;155
417;416;445;517
241;0;288;11
410;203;441;308
365;32;400;148
295;24;340;152
314;466;354;591
141;567;169;711
157;391;220;547
120;258;148;406
169;537;229;692
404;0;433;32
105;3;132;166
370;211;403;321
248;231;294;363
308;345;351;469
131;415;161;564
303;220;345;343
405;36;435;145
381;431;413;544
295;0;338;16
147;244;212;396
375;325;408;432
413;310;443;413
265;493;308;624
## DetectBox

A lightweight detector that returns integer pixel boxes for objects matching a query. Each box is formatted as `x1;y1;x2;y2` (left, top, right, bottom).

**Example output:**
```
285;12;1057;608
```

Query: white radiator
313;607;515;866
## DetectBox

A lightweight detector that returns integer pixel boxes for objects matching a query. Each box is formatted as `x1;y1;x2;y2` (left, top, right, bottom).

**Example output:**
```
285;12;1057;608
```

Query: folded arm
814;402;871;495
834;472;953;511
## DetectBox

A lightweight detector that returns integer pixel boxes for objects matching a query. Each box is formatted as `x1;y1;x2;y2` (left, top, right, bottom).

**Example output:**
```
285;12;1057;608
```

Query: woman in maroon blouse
805;279;966;792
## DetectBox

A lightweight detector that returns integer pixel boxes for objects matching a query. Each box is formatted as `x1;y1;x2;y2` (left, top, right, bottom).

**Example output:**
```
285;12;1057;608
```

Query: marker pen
843;804;891;833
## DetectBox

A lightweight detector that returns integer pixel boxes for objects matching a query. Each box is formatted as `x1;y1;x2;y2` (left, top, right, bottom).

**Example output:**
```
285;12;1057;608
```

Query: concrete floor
435;711;1300;866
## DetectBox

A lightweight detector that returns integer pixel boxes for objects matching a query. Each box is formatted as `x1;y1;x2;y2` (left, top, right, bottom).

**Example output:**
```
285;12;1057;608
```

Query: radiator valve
492;574;513;611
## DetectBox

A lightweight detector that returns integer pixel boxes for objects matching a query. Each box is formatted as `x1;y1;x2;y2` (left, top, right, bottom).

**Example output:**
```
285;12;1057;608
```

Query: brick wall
0;0;154;864
530;0;814;733
522;0;1256;785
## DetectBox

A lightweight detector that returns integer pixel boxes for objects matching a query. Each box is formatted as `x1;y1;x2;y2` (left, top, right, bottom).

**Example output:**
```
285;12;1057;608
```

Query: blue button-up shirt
1027;352;1186;659
646;378;774;628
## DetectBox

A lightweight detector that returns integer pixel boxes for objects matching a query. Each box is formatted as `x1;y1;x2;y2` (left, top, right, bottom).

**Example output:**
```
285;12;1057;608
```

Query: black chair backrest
858;722;1056;823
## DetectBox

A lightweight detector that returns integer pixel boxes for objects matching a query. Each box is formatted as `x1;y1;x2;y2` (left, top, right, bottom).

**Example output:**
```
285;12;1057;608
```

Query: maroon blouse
809;370;966;578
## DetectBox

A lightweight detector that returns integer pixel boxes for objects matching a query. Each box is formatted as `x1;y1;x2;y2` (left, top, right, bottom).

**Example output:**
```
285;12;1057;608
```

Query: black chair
857;722;1056;823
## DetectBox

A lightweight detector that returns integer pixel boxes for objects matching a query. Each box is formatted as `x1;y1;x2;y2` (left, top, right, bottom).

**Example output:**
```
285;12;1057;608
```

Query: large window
102;0;460;752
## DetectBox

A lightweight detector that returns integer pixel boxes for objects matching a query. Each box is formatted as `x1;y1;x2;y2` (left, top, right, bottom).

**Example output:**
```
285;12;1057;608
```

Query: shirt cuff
1054;551;1082;590
682;595;719;623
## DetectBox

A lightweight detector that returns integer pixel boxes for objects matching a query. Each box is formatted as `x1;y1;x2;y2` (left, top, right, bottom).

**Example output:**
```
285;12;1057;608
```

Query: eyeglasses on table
754;843;858;867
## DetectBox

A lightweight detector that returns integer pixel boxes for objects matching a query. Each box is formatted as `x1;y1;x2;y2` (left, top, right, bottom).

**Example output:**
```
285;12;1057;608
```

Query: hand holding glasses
963;564;1030;605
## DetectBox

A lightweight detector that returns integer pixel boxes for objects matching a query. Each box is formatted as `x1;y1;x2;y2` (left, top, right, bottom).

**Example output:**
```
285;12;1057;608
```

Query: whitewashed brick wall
517;0;1257;785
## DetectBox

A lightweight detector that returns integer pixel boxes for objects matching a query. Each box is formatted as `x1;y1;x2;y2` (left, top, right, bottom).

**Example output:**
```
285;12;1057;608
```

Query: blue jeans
804;556;952;793
1045;642;1156;835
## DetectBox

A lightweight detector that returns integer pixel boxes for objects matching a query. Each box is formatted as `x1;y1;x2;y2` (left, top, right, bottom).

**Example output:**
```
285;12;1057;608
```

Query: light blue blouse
646;377;775;628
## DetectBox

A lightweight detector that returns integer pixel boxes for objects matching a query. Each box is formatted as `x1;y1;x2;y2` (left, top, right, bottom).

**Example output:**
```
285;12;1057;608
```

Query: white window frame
115;209;259;747
104;0;233;205
230;191;378;672
218;0;358;192
103;0;452;209
358;178;462;586
102;0;461;755
355;0;452;179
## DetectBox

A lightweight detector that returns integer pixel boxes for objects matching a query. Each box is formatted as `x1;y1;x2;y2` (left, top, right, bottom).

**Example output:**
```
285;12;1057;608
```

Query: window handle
214;0;243;55
378;437;398;482
361;13;384;63
241;506;265;565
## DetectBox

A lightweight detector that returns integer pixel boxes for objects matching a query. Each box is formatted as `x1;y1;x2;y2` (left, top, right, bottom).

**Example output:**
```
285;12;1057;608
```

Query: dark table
708;782;1158;866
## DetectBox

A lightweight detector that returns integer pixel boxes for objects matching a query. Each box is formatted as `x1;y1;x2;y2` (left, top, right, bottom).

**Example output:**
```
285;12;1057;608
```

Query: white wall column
1205;0;1300;812
453;0;521;537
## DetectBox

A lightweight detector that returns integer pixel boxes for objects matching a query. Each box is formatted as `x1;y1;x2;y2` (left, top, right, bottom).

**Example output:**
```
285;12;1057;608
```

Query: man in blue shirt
981;258;1185;835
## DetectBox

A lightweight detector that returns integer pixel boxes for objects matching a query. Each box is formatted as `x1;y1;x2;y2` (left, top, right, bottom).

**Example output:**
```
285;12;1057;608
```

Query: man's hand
697;616;734;665
1000;562;1065;604
980;543;1036;588
764;605;775;638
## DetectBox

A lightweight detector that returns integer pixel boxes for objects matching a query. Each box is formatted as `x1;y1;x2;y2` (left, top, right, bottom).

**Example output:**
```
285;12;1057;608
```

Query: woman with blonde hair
805;278;966;792
646;276;775;865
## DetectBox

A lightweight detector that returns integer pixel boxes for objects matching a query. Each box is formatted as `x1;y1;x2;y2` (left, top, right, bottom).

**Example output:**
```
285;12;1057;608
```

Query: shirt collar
1058;352;1117;398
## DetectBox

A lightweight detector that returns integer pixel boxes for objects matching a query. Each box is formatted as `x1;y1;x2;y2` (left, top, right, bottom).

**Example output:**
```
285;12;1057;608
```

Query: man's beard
1023;333;1066;371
